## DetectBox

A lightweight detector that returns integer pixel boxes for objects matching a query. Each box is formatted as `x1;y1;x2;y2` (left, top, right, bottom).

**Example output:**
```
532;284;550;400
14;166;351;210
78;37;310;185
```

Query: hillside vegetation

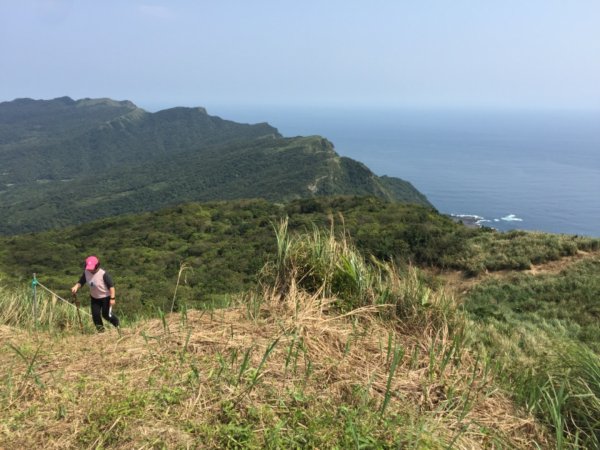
1;196;596;318
2;96;598;448
0;197;458;315
0;97;428;234
0;224;553;449
1;197;599;448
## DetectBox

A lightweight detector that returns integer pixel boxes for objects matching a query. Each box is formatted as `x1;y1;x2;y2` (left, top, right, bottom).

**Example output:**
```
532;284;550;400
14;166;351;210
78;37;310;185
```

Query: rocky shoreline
449;214;485;229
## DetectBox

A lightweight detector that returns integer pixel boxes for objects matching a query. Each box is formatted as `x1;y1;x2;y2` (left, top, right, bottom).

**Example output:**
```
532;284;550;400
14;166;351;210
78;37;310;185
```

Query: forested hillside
2;196;597;317
0;97;429;234
3;98;598;448
0;97;278;183
0;197;457;315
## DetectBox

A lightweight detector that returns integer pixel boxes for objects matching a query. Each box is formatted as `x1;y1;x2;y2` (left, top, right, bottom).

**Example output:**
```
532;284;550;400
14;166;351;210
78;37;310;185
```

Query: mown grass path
434;249;600;298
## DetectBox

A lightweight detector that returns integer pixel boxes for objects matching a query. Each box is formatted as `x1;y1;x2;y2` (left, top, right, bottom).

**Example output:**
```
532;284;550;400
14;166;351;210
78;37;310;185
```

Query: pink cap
85;256;99;271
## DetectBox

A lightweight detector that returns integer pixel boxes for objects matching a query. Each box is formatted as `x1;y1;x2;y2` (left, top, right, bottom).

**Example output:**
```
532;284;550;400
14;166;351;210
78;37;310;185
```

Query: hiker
71;256;120;331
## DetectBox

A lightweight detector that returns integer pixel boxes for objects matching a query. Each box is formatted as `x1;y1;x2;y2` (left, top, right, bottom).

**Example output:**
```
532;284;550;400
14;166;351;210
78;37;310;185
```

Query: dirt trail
434;250;600;298
522;250;594;275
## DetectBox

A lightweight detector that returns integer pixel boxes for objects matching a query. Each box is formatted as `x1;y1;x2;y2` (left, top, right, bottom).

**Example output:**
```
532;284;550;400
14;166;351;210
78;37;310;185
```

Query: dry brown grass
0;281;550;449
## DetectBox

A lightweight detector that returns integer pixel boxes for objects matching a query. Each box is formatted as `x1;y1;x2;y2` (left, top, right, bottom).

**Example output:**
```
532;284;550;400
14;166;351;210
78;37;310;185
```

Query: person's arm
104;272;116;305
71;273;86;294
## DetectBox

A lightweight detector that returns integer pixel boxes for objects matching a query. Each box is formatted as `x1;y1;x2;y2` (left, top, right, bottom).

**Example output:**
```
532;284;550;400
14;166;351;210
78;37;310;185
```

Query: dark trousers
90;296;120;331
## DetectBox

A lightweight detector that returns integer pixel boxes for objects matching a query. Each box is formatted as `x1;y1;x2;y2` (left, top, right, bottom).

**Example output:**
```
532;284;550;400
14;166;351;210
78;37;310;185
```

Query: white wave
501;214;523;222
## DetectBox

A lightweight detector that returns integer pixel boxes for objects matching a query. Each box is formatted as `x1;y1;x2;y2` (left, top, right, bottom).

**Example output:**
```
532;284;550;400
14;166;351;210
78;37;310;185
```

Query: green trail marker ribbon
32;273;38;326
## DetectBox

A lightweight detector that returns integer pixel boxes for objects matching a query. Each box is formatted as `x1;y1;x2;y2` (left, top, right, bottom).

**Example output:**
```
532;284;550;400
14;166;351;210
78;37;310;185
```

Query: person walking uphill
71;256;120;331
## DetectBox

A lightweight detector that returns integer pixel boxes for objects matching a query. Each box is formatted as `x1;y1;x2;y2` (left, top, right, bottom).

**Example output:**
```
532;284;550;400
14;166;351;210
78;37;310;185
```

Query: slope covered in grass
463;256;600;447
2;206;599;448
0;262;547;449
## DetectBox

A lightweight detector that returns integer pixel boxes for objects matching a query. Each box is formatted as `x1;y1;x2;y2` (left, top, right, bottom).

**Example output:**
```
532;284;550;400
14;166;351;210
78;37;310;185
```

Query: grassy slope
1;196;598;326
446;251;600;447
1;197;597;318
0;272;547;449
1;201;599;448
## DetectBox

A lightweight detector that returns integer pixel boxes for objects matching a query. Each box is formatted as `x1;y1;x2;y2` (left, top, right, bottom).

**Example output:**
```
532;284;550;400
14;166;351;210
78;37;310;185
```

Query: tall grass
264;218;460;335
168;261;192;313
509;342;600;449
464;255;600;447
1;226;555;449
0;280;92;333
549;344;600;447
472;318;600;448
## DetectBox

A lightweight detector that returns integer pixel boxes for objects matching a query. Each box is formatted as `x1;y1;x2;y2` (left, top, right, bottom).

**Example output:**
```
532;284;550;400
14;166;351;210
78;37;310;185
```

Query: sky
1;0;600;111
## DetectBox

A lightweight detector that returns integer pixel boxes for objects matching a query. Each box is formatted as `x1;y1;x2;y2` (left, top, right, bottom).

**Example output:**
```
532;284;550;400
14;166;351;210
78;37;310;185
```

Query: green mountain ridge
0;97;430;234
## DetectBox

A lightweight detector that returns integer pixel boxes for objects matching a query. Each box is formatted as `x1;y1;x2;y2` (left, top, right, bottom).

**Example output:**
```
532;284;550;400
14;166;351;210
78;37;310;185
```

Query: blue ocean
212;106;600;237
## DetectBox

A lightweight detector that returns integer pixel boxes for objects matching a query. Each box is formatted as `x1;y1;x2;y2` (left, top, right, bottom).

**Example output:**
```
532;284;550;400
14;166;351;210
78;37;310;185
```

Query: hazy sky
1;0;599;111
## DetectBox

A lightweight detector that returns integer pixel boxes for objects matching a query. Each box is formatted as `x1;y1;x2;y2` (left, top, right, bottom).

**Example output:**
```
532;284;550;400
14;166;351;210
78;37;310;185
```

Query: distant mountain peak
54;96;76;104
75;97;138;110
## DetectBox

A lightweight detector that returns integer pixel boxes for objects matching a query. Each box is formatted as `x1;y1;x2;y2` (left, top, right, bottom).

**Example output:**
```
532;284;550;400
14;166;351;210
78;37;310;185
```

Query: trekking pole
71;292;85;334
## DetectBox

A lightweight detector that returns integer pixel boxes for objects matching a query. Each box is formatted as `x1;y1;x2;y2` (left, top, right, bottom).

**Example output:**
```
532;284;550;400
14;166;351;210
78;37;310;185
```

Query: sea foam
501;214;523;222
